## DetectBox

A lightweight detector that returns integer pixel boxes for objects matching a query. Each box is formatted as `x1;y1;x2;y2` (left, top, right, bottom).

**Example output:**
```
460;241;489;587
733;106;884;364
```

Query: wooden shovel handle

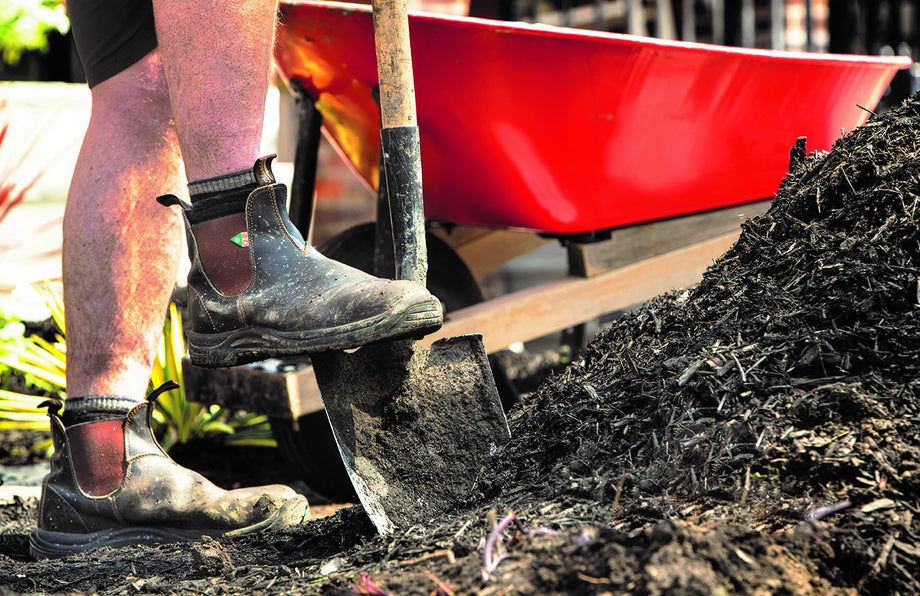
372;0;417;129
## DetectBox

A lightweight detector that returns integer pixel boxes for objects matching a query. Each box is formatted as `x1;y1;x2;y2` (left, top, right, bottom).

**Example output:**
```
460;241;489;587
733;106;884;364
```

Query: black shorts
67;0;158;88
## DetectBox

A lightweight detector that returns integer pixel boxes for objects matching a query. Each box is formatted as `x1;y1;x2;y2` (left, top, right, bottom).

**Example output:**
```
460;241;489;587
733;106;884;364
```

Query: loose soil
2;94;920;595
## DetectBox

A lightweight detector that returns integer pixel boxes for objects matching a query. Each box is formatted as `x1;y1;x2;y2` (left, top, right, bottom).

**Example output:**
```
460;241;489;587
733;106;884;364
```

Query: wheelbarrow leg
288;81;324;241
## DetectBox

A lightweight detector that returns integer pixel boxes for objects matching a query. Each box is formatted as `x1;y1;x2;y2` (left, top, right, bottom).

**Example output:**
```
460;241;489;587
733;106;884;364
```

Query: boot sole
187;295;444;368
29;495;309;560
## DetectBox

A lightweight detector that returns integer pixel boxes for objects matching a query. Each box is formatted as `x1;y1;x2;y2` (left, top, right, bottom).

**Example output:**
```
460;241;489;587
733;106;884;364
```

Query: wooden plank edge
420;230;740;354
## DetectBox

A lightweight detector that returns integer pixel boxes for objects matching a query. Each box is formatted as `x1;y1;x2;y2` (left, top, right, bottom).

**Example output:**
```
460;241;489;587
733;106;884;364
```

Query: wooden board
430;225;552;277
182;359;322;419
568;200;770;277
421;229;741;355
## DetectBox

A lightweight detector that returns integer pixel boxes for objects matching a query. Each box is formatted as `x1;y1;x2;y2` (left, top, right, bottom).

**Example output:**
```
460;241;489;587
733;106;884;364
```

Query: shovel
310;0;510;534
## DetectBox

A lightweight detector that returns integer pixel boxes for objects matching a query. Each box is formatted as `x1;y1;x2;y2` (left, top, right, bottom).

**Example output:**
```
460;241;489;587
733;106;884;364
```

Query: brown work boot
158;156;443;369
30;387;309;559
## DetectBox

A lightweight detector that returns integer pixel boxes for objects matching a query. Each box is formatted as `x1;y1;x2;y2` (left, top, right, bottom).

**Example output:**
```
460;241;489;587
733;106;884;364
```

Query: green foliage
0;0;69;66
0;388;50;430
1;300;64;386
0;289;62;406
0;286;64;454
150;303;276;448
0;287;276;449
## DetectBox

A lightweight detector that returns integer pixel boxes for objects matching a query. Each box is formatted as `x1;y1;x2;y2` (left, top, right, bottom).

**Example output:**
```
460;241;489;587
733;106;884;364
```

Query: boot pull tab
147;380;181;403
157;194;192;210
39;399;62;416
253;155;277;186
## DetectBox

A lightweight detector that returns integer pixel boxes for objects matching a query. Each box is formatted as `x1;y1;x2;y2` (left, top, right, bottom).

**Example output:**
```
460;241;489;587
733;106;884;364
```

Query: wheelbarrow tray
274;0;910;235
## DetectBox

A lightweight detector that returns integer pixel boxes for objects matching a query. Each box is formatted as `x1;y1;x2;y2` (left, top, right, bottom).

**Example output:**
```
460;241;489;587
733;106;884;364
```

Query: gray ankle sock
187;168;261;225
62;396;142;427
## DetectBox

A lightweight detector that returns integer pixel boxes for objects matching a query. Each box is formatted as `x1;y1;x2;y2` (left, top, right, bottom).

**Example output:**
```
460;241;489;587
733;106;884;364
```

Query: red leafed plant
0;122;39;228
0;114;60;261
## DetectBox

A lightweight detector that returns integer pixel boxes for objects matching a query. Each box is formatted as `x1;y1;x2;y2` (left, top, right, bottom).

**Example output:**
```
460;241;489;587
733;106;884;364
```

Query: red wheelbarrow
184;1;910;498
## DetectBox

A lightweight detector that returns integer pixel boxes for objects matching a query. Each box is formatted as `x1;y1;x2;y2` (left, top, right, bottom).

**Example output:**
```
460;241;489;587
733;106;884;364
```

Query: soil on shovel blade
3;94;920;595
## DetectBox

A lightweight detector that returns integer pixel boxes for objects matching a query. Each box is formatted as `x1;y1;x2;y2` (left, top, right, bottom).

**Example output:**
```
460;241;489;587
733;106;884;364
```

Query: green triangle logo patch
231;232;249;248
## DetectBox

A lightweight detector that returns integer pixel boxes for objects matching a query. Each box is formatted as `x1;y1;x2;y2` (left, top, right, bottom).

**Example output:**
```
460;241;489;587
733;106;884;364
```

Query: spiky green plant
149;302;275;448
0;287;276;449
0;285;64;455
0;282;64;403
0;388;49;430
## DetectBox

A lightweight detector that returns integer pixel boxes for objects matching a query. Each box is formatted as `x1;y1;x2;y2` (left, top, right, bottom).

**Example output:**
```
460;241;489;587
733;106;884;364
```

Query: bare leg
151;0;278;180
33;14;312;564
144;0;443;369
63;50;185;400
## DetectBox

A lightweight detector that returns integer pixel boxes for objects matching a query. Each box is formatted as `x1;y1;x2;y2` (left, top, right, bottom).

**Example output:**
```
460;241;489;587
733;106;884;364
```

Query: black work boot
30;387;309;559
159;156;443;368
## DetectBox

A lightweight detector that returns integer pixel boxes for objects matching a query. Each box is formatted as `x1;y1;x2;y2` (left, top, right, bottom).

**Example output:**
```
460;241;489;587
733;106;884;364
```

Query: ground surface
2;95;920;595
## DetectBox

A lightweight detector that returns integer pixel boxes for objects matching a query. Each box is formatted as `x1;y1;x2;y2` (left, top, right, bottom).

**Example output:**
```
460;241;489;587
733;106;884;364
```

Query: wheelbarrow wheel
320;222;481;311
270;222;519;501
316;222;519;409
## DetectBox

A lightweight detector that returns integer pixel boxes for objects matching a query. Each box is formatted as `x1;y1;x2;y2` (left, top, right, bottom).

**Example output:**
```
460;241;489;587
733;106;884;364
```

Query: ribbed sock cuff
186;156;281;225
188;168;259;198
62;395;142;427
187;168;260;225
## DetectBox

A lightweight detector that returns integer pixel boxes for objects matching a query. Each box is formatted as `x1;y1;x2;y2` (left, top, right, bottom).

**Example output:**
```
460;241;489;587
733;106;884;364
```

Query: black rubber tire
270;223;519;501
319;222;485;311
317;223;520;410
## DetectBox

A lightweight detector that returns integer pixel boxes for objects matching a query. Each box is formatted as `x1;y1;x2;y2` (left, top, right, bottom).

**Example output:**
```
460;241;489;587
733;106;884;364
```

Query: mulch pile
2;95;920;594
486;98;920;591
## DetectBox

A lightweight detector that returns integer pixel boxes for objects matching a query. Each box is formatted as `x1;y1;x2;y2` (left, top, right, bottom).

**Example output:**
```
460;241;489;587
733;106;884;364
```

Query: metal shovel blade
311;335;510;534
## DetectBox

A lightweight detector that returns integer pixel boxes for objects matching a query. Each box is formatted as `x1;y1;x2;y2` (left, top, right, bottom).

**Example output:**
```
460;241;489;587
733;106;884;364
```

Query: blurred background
6;1;920;96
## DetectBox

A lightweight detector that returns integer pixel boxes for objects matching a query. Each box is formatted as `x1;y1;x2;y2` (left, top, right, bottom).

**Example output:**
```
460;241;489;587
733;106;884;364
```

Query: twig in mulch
481;512;516;582
871;532;898;574
354;572;393;595
804;500;851;522
398;549;456;567
422;568;456;596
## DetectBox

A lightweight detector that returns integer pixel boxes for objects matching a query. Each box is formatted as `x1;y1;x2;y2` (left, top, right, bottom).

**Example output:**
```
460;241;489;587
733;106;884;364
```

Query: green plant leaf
0;286;275;452
0;388;50;430
0;352;65;388
0;0;70;66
